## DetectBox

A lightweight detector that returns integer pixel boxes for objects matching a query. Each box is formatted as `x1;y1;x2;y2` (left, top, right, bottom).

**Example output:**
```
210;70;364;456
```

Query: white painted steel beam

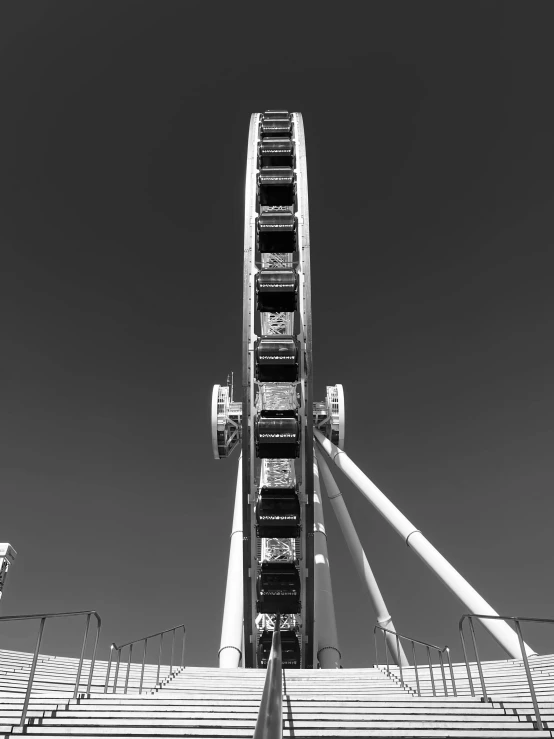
315;448;408;667
219;455;244;668
313;456;341;668
314;431;535;660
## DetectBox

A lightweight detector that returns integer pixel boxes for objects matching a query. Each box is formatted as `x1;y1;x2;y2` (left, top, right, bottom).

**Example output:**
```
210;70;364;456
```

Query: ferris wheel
211;111;537;673
212;111;344;669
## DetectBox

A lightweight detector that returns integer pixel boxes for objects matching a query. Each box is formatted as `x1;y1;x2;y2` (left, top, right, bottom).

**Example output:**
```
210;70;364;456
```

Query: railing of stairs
460;613;554;731
0;610;101;726
253;617;282;739
374;624;456;697
105;622;186;695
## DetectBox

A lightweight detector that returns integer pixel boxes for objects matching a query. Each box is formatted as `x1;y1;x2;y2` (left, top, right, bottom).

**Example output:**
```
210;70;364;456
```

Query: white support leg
316;448;408;667
313;454;341;668
315;431;535;659
219;455;244;668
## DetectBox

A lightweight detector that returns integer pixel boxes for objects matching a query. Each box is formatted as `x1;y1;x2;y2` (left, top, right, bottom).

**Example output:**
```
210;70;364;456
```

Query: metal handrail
105;623;186;694
460;614;553;731
253;618;283;739
374;624;456;697
0;610;101;726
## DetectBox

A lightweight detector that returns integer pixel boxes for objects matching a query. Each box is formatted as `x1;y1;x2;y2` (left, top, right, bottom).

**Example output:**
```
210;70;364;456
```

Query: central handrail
105;622;186;694
460;614;553;731
374;624;456;697
0;610;101;726
253;618;282;739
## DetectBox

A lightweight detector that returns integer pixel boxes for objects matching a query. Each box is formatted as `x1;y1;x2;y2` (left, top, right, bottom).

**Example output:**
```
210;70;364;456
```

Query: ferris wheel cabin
256;487;301;539
255;336;299;382
256;561;301;615
255;410;300;459
255;269;298;312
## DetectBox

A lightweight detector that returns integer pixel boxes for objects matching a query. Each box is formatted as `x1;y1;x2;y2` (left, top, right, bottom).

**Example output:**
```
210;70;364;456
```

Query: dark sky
1;1;554;668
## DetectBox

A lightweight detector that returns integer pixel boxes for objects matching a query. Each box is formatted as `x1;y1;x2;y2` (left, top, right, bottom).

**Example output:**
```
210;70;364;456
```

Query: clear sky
1;1;554;669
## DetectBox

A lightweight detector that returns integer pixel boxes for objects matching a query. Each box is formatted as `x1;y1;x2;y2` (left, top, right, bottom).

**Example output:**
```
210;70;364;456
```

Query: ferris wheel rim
241;111;314;668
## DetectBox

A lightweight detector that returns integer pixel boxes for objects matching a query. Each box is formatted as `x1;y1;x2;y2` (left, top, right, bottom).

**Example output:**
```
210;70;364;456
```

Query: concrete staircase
1;649;554;737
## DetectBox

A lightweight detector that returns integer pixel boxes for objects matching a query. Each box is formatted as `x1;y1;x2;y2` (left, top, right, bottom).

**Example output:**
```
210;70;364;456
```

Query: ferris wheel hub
211;381;346;460
211;382;241;460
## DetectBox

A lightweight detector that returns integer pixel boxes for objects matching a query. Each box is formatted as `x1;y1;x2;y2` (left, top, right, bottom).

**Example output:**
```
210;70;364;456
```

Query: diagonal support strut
314;430;535;660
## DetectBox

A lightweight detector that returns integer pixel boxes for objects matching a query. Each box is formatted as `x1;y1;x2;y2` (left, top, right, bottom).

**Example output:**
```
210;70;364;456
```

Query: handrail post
411;641;421;697
124;643;133;694
396;634;404;689
181;626;186;668
447;647;457;697
139;639;147;695
87;616;101;695
74;613;91;699
104;646;114;694
156;632;163;686
20;617;46;726
384;629;389;674
459;618;475;697
468;616;488;700
113;648;121;694
438;651;448;696
514;619;542;730
426;646;436;696
170;628;175;674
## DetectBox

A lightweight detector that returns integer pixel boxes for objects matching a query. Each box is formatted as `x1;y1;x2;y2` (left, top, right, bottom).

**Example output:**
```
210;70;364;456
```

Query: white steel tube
315;431;535;659
315;448;408;667
219;454;244;668
313;456;341;668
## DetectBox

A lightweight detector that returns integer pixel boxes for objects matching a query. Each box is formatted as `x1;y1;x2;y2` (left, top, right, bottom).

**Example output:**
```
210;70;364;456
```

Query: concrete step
31;705;515;714
9;729;553;738
21;719;541;729
25;712;534;723
36;700;506;708
500;703;554;709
